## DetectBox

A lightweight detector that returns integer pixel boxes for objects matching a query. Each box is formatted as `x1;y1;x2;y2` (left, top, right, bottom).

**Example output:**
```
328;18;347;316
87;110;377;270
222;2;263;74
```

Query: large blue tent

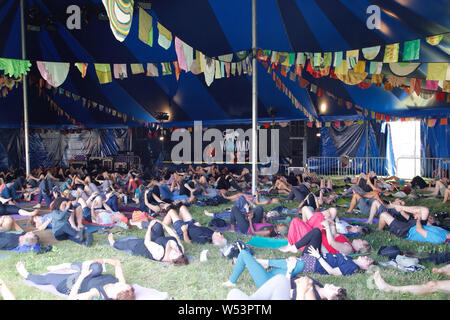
0;0;448;129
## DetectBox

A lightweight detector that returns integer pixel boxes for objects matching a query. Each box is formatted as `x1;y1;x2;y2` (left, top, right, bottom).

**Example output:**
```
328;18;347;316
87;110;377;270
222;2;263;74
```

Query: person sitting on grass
108;219;189;265
16;259;135;300
222;244;374;288
378;209;450;244
50;197;93;247
139;203;227;246
372;267;450;295
229;196;276;237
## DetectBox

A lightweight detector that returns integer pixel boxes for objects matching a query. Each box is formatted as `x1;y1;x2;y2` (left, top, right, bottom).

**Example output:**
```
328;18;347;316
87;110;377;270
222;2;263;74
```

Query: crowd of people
0;164;447;300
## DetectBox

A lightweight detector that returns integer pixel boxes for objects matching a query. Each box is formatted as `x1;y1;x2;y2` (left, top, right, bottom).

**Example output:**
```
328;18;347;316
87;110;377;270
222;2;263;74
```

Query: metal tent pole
365;121;369;173
20;0;30;175
251;0;258;196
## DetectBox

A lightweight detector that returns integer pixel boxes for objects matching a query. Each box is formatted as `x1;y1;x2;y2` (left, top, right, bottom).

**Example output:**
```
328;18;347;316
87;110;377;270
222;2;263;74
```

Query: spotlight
320;103;327;113
316;133;321;137
154;112;170;122
159;136;164;141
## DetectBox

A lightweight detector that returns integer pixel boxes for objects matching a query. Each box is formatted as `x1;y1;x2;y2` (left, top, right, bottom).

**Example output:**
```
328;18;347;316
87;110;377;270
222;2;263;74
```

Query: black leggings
27;262;103;294
230;206;264;233
0;204;20;216
293;228;322;254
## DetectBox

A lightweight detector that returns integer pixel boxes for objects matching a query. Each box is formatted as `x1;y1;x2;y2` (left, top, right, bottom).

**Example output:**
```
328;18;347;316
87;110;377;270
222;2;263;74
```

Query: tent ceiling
0;0;448;128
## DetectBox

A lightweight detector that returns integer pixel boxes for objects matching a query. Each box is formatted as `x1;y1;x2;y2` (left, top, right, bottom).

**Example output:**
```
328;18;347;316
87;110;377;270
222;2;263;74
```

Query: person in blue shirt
50;197;92;247
222;243;374;289
406;218;449;244
378;208;449;244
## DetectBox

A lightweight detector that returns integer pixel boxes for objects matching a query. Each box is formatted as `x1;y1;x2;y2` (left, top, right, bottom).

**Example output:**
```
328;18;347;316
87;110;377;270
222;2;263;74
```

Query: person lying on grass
268;176;292;195
226;273;349;300
16;259;135;300
108;219;189;265
378;210;450;244
77;195;127;227
279;207;371;255
135;202;227;246
221;189;280;205
0;230;39;251
441;184;450;204
229;196;277;237
222;245;374;288
372;266;450;295
0;196;39;217
423;177;449;198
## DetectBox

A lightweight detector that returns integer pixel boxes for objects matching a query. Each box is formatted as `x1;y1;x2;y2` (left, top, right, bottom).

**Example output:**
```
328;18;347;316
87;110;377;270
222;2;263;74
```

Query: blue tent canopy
0;0;449;128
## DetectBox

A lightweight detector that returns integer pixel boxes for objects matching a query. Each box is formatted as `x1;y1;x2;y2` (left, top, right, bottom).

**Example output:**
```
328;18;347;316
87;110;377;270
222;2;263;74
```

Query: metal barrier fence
395;157;450;179
305;156;450;178
306;157;388;176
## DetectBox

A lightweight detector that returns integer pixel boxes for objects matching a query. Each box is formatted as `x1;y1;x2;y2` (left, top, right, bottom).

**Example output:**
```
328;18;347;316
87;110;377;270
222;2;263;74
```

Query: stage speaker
289;121;306;138
290;139;304;167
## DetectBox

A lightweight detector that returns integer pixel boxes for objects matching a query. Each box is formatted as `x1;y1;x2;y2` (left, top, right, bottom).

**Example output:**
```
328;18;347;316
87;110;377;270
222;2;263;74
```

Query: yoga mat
246;236;288;248
340;217;379;224
10;214;25;221
118;205;140;213
23;276;168;300
213;211;231;220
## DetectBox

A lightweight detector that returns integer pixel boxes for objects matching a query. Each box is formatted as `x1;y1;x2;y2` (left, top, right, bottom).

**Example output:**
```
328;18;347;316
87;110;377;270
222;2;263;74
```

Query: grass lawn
0;179;449;300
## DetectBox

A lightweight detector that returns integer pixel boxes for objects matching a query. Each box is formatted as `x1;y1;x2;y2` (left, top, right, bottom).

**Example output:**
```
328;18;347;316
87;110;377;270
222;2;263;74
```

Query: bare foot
16;262;29;279
129;220;142;229
373;271;392;292
204;210;214;217
107;233;115;246
222;280;236;287
279;244;298;254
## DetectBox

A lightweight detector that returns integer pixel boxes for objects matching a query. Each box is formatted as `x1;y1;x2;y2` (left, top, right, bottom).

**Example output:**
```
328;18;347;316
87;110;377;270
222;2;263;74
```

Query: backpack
220;240;254;259
209;217;227;228
378;246;401;259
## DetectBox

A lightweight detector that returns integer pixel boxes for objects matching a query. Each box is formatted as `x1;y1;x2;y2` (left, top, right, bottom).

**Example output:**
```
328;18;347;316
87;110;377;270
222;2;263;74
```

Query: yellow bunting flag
95;64;112;84
426;63;448;81
383;43;399;63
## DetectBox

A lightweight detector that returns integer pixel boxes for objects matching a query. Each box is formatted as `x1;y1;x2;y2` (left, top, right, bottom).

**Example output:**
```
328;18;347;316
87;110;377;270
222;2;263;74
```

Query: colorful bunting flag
95;64;112;84
383;43;399;63
157;22;172;49
403;39;420;61
426;63;448;81
138;7;153;46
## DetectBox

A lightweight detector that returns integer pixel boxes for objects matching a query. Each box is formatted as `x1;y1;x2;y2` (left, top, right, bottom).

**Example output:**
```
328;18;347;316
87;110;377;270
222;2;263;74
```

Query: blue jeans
229;250;305;288
1;186;16;200
37;190;52;207
105;195;119;212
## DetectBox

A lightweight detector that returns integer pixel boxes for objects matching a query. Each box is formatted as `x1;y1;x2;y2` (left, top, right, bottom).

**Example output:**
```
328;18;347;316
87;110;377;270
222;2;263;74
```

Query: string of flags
27;73;159;129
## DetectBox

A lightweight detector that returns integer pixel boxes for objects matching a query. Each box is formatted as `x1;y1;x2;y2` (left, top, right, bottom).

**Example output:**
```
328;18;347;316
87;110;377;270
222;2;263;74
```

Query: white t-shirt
336;220;351;235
